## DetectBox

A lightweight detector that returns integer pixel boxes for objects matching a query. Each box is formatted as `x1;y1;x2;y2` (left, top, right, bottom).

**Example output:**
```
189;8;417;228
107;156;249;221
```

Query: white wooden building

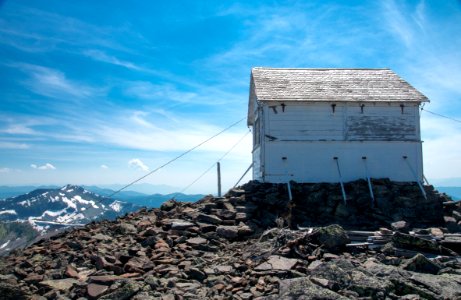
247;68;429;184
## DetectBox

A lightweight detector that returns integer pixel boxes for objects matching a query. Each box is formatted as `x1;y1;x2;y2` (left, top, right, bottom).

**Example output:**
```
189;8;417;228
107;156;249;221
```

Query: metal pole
217;162;222;197
362;156;375;206
233;163;253;189
403;156;427;200
334;157;347;204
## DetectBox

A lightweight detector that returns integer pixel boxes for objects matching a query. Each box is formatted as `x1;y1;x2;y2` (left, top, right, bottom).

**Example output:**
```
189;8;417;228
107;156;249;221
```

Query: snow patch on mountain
0;240;10;249
110;201;122;212
73;195;99;208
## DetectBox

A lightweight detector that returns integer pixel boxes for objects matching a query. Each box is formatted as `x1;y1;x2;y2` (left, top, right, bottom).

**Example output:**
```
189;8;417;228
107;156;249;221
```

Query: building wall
261;140;423;183
252;101;424;183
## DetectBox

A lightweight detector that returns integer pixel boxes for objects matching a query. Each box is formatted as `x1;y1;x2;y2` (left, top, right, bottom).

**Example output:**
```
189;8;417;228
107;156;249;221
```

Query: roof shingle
251;68;429;102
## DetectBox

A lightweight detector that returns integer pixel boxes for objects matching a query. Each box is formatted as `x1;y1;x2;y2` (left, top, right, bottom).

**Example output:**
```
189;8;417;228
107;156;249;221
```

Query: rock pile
0;180;460;299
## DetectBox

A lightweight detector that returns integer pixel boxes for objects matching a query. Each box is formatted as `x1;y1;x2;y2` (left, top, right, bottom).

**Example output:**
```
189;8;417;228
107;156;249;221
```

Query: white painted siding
251;101;424;183
263;141;423;183
262;102;419;142
265;103;345;141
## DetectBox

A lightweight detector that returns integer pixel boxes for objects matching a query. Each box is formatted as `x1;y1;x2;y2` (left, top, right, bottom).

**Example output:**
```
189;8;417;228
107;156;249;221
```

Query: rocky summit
1;180;461;299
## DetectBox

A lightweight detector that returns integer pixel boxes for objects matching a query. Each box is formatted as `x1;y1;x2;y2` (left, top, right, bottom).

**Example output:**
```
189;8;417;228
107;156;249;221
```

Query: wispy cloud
0;4;148;54
380;0;461;105
128;159;149;172
124;81;198;103
83;49;145;71
0;124;37;135
31;163;56;170
100;164;109;169
14;63;102;100
0;142;29;149
0;167;11;173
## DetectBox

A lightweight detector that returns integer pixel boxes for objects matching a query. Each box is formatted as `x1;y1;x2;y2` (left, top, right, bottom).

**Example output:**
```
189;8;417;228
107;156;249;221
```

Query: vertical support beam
403;156;427;200
287;181;293;201
281;156;292;201
217;162;222;197
362;156;375;206
334;157;347;204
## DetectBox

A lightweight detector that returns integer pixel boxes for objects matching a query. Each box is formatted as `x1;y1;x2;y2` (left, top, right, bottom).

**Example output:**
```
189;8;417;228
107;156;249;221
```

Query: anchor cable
108;117;246;198
173;129;251;198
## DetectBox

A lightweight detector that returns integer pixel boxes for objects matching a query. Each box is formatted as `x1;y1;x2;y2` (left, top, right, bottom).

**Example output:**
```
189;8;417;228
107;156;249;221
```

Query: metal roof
250;68;429;102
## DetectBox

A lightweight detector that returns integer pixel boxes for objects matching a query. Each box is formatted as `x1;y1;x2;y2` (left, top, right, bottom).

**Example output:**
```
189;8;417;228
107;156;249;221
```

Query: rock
98;280;141;300
160;199;177;211
89;275;124;284
391;220;410;233
24;274;44;283
171;220;195;230
186;267;207;281
216;225;239;239
186;237;208;246
275;277;349;299
237;224;253;236
254;255;298;271
0;280;30;300
87;283;109;298
309;224;350;251
392;232;442;254
401;253;442;274
93;233;112;241
444;216;460;232
429;227;444;239
197;213;222;225
39;279;79;291
65;265;79;279
116;223;137;234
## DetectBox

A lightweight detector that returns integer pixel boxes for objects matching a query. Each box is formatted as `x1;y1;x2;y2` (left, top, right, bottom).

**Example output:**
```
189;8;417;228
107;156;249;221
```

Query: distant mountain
0;184;138;232
83;185;205;207
1;184;205;206
0;185;59;199
0;184;140;255
94;183;182;195
436;187;461;200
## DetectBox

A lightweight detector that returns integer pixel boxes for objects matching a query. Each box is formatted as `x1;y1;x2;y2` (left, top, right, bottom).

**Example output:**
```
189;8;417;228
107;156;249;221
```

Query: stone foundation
234;179;447;230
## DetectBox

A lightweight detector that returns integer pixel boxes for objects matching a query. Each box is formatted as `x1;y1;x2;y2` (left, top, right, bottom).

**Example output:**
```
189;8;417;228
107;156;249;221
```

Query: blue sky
1;0;461;193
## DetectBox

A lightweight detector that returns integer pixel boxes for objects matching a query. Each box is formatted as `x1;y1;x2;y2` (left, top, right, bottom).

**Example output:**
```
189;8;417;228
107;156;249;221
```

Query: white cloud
128;159;149;172
0;124;37;135
0;168;10;173
0;142;29;149
15;63;102;100
100;164;109;169
83;49;145;71
125;81;198;103
31;163;56;170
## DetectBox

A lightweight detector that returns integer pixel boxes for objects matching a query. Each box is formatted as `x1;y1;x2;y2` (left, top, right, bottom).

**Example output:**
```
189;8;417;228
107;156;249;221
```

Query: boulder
391;220;410;233
39;279;79;291
401;253;442;274
392;232;442;254
197;213;222;225
216;226;239;239
275;277;349;300
254;255;298;271
99;280;141;300
160;199;177;211
310;224;350;252
87;283;109;298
